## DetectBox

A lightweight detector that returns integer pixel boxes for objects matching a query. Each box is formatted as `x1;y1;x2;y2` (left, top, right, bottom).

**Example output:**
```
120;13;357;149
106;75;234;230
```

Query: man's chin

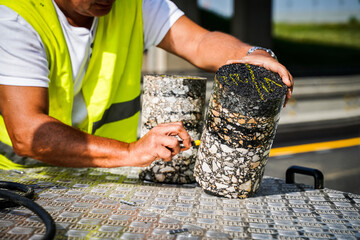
92;2;114;16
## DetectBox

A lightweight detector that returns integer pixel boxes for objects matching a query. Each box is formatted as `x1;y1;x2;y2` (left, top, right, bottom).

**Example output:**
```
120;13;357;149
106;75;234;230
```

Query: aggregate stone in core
194;63;287;198
140;75;207;184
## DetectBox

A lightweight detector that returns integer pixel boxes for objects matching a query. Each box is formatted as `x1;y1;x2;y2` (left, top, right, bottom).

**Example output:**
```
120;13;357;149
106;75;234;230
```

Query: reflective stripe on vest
92;95;140;135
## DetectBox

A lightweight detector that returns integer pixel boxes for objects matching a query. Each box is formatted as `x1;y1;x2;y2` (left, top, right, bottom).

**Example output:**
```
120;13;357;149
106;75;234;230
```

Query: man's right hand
127;122;192;167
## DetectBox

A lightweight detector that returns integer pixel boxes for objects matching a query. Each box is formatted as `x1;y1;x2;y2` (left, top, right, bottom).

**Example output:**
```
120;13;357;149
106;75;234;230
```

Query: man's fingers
156;122;192;150
225;57;294;105
157;146;172;162
151;125;189;161
163;135;182;157
226;59;242;65
176;132;191;151
288;72;294;91
283;88;292;107
130;122;192;166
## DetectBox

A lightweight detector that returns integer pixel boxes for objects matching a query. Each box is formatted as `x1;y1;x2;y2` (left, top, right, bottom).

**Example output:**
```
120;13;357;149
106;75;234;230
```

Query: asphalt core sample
194;63;287;198
140;75;207;184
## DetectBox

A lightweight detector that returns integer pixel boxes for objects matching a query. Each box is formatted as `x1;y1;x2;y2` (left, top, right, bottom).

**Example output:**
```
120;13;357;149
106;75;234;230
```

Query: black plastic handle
286;165;324;189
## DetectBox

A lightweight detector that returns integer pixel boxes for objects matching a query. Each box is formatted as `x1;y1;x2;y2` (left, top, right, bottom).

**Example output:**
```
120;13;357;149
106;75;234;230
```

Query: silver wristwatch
247;46;277;60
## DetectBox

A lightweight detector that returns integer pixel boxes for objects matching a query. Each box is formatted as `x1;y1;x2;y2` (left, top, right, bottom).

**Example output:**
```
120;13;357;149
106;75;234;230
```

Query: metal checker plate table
0;167;359;240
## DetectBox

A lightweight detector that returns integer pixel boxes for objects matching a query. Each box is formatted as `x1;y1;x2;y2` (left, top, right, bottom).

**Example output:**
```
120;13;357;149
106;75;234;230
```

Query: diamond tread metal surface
0;167;359;239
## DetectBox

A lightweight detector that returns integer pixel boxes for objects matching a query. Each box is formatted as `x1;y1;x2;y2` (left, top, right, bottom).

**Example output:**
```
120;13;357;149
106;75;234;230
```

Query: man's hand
226;51;294;106
127;122;192;167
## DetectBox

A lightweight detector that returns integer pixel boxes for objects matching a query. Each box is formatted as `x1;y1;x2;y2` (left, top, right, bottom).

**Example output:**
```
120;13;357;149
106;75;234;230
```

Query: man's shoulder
0;5;20;21
0;5;41;35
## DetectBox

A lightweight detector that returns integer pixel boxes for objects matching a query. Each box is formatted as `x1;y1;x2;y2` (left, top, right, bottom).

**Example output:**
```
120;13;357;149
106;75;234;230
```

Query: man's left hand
226;52;294;106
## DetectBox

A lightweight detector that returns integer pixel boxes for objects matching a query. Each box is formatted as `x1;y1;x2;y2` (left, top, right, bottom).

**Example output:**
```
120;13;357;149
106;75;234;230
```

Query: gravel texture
140;75;207;184
194;63;287;198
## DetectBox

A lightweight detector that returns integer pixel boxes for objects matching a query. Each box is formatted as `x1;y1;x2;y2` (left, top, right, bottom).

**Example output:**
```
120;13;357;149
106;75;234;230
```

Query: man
0;0;293;169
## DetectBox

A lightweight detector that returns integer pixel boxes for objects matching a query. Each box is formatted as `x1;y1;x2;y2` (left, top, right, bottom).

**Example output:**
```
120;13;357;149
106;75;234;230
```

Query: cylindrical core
140;75;207;184
194;63;287;198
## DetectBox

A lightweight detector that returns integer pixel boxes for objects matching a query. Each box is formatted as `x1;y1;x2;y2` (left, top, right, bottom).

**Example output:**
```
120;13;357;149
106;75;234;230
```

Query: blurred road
268;122;360;194
266;75;360;194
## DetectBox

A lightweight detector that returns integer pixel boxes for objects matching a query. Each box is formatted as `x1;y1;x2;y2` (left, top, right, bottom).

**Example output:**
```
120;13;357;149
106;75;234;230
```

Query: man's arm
0;85;191;168
157;15;293;102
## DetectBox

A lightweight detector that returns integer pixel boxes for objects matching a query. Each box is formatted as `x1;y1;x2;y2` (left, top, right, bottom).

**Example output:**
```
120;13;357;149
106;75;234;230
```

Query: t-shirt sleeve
0;6;50;87
142;0;184;50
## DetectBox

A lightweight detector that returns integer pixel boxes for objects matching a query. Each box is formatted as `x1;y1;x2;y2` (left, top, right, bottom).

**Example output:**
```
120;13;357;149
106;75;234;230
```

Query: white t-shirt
0;0;184;126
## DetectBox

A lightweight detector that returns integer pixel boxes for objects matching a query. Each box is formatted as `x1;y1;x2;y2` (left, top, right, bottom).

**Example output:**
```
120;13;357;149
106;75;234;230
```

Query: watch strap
247;46;278;60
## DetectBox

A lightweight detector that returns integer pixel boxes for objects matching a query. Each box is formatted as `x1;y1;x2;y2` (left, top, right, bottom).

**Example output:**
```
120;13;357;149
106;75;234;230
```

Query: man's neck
54;0;94;29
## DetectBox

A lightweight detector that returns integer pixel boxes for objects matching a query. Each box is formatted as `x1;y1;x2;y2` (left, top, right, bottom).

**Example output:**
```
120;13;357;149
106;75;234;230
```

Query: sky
197;0;234;18
197;0;360;23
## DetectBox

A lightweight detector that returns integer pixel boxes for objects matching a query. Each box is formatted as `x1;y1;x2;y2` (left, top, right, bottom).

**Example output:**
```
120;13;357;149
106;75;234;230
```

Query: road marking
270;137;360;157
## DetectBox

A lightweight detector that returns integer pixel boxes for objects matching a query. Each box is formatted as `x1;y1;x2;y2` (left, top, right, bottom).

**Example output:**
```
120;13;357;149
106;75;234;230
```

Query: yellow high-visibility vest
0;0;143;169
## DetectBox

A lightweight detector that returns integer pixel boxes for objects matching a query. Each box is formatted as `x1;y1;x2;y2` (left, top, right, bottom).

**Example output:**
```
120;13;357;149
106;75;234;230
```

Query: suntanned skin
0;85;191;168
0;0;293;168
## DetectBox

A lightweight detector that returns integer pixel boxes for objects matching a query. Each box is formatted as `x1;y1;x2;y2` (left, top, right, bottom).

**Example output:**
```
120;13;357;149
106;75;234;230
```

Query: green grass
274;23;360;49
272;23;360;76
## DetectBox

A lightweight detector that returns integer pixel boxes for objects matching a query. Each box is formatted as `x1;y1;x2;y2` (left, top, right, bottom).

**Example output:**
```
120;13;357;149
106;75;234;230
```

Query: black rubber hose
0;189;56;240
0;181;35;208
